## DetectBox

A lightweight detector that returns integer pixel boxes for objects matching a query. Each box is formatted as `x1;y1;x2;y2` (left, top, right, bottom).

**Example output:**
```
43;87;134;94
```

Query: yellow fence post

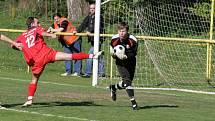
207;0;215;81
11;0;16;18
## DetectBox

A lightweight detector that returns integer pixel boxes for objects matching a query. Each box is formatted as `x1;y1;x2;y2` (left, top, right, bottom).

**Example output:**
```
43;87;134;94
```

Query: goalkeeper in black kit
109;22;139;110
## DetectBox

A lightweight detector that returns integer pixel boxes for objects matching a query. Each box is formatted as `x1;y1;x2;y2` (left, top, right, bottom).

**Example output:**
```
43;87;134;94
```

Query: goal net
99;0;215;93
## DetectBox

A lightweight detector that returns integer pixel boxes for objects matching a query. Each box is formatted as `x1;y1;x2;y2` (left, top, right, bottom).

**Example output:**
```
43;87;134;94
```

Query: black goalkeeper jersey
110;33;138;66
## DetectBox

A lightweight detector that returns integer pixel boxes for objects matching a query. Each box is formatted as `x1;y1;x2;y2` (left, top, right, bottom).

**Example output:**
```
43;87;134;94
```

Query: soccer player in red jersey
12;17;103;107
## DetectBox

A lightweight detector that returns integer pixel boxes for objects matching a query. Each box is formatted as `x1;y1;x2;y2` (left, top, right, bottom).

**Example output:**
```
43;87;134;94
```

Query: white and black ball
113;45;125;56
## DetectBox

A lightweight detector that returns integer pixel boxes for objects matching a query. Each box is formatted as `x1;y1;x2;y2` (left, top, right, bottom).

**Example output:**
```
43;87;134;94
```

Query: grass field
0;67;215;121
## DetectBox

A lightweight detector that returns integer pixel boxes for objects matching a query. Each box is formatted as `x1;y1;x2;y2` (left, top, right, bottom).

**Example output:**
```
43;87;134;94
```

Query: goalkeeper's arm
125;41;138;59
110;46;117;59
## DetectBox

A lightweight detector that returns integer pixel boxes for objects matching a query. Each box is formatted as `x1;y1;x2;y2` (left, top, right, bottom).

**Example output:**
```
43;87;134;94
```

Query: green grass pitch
0;67;215;121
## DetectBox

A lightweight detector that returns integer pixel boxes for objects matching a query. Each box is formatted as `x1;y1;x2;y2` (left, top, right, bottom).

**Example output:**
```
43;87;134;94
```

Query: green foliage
189;2;211;18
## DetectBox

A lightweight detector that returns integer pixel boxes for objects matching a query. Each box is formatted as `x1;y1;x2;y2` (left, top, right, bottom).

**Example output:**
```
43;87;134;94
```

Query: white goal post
92;0;102;86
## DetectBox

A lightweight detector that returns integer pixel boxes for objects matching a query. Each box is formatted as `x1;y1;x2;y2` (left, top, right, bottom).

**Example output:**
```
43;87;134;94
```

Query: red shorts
31;48;57;75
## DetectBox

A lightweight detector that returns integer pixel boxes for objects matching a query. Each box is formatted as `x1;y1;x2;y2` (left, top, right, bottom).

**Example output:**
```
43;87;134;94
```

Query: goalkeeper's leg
110;81;138;110
109;80;127;101
126;87;139;110
110;65;138;110
109;65;126;101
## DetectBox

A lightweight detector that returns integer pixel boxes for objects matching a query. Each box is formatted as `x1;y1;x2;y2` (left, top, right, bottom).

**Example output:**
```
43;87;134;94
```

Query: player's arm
0;34;15;44
0;34;22;50
49;21;68;33
126;40;138;59
110;46;117;59
110;45;116;55
37;26;57;39
47;24;54;33
77;16;89;33
110;40;117;59
49;27;64;33
42;31;57;39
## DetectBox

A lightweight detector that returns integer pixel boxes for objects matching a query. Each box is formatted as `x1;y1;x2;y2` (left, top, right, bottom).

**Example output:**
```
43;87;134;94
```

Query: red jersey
16;26;53;66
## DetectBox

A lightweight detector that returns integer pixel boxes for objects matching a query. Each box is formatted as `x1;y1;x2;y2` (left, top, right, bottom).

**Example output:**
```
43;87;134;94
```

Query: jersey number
26;35;35;48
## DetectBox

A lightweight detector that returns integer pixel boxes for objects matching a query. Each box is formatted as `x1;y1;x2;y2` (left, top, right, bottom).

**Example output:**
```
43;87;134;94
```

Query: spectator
109;22;139;110
12;17;103;107
47;13;82;77
76;3;105;78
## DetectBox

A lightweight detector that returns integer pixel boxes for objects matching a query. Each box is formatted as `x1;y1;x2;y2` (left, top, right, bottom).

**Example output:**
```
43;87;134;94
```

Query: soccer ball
113;45;125;56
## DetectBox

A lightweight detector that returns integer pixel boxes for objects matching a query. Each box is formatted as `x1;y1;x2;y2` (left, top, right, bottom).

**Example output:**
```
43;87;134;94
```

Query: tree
67;0;89;21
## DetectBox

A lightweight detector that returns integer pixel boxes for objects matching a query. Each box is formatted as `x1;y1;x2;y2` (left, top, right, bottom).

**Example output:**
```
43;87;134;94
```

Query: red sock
28;83;37;97
71;52;93;60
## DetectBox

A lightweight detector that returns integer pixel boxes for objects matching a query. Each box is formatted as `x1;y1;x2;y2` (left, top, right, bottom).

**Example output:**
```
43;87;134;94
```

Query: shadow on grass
140;104;179;109
2;101;102;108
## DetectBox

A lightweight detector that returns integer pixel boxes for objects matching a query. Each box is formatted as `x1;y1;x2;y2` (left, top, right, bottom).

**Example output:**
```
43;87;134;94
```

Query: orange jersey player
12;17;103;107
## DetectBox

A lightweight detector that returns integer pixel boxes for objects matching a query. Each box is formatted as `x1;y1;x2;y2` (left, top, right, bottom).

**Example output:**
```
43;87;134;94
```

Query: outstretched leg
55;51;103;61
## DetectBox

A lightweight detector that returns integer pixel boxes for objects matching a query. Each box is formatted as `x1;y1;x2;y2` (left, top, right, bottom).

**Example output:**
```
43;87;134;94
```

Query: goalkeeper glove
110;46;114;55
110;46;117;59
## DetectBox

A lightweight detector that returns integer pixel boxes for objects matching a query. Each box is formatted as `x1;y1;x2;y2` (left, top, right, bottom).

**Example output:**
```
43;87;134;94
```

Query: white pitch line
131;87;215;95
1;76;215;95
0;76;90;88
0;105;6;109
0;107;96;121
